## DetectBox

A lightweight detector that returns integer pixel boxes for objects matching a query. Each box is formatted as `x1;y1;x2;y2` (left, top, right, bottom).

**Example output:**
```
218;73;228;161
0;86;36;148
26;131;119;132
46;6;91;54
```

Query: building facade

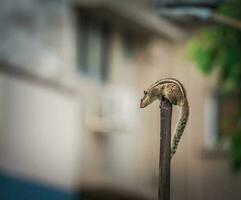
0;0;241;200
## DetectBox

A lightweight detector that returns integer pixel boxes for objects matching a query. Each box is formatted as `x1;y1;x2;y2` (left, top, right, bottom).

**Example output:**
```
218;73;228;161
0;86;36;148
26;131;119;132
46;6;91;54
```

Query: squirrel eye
144;90;148;95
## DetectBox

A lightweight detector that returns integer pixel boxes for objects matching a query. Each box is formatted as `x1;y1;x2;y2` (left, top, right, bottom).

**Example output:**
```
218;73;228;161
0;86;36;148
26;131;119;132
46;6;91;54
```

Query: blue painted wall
0;173;79;200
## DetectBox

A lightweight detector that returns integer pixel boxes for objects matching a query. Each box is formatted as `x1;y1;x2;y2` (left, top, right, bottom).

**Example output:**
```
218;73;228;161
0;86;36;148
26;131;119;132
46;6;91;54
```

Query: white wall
0;75;82;190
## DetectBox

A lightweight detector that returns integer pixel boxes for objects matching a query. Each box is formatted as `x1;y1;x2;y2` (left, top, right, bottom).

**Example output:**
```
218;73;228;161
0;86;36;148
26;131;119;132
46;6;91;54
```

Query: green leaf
231;130;241;172
186;0;241;172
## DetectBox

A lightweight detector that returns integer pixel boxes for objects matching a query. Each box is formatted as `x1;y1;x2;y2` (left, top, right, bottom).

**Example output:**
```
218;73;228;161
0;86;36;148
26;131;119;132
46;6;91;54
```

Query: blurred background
0;0;241;199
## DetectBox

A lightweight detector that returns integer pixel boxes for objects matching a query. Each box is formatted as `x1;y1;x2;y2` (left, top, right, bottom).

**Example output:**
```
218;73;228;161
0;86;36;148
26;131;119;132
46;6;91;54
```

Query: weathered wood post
159;97;172;200
140;78;188;200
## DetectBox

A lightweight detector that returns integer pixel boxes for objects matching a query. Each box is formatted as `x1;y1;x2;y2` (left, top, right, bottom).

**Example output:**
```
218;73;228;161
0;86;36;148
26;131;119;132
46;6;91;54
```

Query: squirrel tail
170;99;189;159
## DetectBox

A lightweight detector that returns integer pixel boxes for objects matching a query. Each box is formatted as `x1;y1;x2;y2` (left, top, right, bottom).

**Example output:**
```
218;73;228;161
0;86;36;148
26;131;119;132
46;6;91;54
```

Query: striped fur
141;78;189;158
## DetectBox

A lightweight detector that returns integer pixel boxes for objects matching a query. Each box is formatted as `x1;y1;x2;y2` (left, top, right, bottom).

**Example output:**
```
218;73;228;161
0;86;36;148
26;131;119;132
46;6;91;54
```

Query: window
122;32;135;61
77;14;111;81
204;91;240;150
219;93;240;137
204;92;219;149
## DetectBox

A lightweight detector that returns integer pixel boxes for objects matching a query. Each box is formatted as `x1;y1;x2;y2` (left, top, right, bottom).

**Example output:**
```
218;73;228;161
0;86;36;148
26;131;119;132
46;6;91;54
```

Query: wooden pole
159;97;172;200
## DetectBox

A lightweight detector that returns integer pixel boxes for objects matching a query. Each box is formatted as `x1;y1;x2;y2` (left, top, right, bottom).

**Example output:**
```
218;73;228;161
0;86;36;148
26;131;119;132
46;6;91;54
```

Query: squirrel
140;78;189;158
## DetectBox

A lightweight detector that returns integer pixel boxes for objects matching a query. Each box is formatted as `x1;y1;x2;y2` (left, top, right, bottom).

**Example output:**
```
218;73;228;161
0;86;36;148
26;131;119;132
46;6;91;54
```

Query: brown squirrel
140;78;189;158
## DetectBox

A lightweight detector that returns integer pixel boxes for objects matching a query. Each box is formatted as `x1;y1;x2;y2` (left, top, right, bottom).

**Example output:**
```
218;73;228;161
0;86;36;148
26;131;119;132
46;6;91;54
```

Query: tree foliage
187;0;241;171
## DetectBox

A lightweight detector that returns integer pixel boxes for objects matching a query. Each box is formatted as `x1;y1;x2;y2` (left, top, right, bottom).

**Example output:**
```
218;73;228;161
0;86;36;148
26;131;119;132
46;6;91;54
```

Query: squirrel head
140;88;160;108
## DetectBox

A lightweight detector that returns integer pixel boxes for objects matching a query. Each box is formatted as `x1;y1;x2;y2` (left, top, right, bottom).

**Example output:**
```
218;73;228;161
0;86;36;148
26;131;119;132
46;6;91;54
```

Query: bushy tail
171;100;189;159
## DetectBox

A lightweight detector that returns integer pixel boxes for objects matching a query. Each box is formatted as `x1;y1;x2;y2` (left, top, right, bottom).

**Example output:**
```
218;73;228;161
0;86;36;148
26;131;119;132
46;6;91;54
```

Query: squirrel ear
144;90;148;95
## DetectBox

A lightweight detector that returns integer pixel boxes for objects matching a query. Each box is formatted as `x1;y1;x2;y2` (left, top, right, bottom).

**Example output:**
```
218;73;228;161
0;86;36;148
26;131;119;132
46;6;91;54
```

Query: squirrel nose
140;99;144;108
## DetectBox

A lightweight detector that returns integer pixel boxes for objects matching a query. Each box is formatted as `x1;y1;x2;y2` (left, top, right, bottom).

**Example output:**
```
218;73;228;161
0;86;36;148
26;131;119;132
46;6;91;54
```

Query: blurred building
0;0;241;200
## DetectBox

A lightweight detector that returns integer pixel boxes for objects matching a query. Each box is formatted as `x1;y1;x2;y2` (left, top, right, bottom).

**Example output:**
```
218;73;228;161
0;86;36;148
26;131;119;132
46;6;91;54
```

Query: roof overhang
74;0;186;41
